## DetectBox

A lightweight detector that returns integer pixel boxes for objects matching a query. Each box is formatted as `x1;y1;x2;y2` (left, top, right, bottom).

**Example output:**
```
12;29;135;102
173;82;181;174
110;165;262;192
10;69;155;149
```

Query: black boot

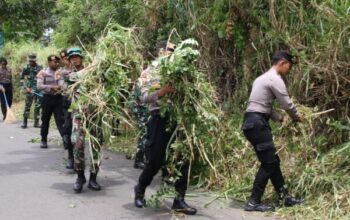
134;184;146;208
244;199;275;212
134;150;146;169
172;194;197;215
40;141;48;149
63;134;72;150
277;188;304;207
73;171;86;193
66;158;74;170
88;172;101;191
33;119;41;128
284;195;304;207
21;118;28;129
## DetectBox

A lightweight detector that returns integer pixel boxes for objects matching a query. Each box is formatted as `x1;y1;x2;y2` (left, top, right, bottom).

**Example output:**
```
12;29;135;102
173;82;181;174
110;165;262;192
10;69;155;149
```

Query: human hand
25;88;32;93
294;114;305;123
54;85;62;90
55;71;62;80
158;83;175;98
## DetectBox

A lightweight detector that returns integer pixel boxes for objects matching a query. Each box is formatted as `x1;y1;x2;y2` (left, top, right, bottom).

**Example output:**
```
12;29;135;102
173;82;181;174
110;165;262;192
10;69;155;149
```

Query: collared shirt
246;67;299;120
139;60;162;112
56;66;72;92
37;67;61;94
0;66;12;84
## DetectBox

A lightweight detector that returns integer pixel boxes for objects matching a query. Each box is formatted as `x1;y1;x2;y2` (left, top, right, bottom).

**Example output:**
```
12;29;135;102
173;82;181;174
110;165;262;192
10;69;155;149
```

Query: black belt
150;110;160;116
244;112;270;120
43;93;62;97
0;83;12;86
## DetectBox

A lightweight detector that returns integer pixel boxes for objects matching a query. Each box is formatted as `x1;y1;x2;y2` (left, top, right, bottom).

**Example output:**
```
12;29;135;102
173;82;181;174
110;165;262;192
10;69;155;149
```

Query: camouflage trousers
71;113;101;174
135;110;149;153
23;93;42;120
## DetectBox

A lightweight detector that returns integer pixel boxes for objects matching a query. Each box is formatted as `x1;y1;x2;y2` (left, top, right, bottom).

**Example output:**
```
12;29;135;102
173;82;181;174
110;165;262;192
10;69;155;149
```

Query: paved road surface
0;122;277;220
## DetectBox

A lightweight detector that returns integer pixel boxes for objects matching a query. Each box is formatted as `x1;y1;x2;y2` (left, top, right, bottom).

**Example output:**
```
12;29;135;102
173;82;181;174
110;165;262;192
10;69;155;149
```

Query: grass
107;126;138;158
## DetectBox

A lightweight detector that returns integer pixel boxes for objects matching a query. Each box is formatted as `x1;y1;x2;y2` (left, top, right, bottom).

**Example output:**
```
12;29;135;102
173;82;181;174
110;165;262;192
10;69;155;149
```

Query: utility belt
0;82;12;86
150;109;160;116
244;112;270;121
43;93;62;98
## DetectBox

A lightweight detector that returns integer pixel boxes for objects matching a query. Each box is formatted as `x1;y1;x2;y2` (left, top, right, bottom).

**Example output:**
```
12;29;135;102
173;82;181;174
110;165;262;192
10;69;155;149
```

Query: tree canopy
0;0;56;40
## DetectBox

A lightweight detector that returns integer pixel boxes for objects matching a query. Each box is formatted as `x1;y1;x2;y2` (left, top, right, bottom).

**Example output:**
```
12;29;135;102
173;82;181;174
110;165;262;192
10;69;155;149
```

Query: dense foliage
2;0;349;219
158;39;222;182
0;0;55;40
68;24;143;144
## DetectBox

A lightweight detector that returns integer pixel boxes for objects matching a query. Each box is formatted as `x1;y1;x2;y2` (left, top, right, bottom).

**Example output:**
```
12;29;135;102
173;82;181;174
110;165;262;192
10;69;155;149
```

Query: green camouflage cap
67;47;83;59
28;53;37;61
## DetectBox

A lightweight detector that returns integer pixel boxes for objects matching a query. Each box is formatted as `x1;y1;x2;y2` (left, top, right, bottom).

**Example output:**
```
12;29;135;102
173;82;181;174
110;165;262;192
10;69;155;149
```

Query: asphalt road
0;122;276;220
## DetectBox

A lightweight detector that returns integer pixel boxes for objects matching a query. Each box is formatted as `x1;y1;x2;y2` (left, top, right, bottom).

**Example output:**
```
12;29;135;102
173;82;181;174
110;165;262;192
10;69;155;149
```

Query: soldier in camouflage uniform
20;54;43;128
67;47;101;193
129;70;150;169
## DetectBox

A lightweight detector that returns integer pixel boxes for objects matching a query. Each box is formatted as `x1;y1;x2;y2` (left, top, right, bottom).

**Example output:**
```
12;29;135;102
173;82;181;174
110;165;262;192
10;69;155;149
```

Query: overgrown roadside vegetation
2;1;350;219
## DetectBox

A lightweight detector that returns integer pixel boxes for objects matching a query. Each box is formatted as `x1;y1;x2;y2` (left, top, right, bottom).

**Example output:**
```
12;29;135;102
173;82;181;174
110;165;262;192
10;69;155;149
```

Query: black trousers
0;83;13;119
62;95;73;158
242;112;285;203
138;113;189;195
41;94;64;142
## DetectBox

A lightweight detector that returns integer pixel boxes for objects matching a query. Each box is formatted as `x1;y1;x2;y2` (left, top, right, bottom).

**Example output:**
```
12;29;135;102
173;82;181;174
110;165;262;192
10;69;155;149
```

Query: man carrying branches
133;41;197;215
66;47;102;193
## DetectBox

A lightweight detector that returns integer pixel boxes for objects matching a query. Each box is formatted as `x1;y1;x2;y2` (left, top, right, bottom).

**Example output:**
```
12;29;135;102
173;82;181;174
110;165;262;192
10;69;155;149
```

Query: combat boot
33;119;41;128
88;172;101;191
63;134;71;150
21;118;28;129
66;158;74;170
73;171;86;193
171;194;197;215
133;150;146;169
40;141;48;149
277;187;304;207
134;184;146;208
244;199;275;212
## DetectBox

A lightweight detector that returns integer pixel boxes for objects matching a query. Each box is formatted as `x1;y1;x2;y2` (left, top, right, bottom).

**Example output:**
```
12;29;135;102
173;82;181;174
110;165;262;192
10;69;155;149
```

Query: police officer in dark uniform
37;55;65;149
242;51;304;212
0;57;13;120
56;48;74;169
134;41;197;215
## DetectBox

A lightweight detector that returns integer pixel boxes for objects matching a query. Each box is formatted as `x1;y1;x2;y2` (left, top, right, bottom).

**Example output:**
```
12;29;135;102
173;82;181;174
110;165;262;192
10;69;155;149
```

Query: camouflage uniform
21;63;43;121
129;73;150;158
71;112;101;174
69;70;101;174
